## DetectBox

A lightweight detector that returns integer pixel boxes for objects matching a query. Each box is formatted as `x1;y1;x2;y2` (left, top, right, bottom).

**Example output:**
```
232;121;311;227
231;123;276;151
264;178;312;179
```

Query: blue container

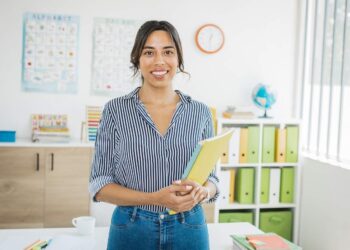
0;131;16;142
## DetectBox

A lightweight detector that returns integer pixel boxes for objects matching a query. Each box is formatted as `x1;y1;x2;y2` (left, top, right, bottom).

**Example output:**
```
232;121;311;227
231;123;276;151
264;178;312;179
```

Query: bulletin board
21;12;79;93
91;18;142;96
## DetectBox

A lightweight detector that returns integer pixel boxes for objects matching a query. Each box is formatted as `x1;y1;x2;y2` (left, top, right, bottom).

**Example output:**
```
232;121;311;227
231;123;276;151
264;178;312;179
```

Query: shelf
217;203;257;210
220;163;259;168
0;138;94;148
218;203;296;210
219;118;260;125
260;121;301;126
258;203;297;209
220;163;299;168
218;118;301;125
214;119;301;243
261;163;298;167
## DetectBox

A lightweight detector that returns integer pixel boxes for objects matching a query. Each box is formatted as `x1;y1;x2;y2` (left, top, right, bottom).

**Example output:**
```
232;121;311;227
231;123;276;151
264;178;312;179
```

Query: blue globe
252;83;276;118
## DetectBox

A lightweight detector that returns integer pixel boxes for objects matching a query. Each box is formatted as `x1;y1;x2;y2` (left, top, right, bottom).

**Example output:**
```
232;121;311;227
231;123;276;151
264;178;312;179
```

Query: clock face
195;24;225;54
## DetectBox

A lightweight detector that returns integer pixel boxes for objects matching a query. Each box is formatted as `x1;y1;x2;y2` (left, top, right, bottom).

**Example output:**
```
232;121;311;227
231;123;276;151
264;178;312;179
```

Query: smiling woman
130;21;188;80
89;20;219;250
138;30;178;89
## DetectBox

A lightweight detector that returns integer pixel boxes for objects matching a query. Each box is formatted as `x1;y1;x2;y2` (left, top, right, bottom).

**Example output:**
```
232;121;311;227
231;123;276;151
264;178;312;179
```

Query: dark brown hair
130;20;189;79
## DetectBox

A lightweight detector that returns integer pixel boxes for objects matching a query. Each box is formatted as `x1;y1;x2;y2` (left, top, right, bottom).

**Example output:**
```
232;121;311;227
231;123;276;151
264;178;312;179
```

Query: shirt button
160;214;165;220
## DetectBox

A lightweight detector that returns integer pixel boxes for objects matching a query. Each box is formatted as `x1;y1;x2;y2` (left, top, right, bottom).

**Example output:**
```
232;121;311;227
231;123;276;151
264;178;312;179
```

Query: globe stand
259;109;272;119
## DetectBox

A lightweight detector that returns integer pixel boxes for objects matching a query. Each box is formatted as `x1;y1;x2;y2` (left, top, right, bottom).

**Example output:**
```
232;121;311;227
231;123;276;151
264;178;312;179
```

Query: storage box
0;131;16;142
259;210;293;241
219;211;254;224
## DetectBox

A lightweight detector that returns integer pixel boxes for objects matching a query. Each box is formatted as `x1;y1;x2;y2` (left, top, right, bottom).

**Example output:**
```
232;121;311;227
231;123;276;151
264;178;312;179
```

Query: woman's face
139;30;179;89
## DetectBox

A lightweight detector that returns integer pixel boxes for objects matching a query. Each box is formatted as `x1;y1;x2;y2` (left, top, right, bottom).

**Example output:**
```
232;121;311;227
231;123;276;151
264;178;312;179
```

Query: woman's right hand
152;184;202;213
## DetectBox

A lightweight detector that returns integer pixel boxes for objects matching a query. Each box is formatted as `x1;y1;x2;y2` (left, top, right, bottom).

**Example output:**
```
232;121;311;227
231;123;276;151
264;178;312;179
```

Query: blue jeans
107;205;209;250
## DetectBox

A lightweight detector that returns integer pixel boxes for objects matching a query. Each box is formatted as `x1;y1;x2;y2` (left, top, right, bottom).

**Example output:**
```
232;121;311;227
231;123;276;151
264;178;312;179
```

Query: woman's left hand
172;179;208;206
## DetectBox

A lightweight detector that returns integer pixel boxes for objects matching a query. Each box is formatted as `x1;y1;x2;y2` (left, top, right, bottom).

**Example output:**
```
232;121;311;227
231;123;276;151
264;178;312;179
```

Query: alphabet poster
91;18;142;96
22;12;79;93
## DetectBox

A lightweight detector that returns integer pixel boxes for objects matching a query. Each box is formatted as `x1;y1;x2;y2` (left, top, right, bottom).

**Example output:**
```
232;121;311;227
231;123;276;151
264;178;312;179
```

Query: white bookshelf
214;118;302;243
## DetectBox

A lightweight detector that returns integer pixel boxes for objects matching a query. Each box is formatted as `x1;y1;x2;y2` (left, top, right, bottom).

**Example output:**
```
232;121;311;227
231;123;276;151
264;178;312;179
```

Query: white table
0;223;263;250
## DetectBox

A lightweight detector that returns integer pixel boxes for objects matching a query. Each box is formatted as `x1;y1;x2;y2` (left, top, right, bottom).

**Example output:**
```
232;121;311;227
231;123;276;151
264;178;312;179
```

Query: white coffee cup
72;216;96;235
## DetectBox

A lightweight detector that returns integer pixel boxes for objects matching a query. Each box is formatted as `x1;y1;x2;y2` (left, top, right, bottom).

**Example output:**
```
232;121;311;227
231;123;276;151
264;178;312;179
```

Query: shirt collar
122;87;192;104
122;87;141;100
175;89;192;104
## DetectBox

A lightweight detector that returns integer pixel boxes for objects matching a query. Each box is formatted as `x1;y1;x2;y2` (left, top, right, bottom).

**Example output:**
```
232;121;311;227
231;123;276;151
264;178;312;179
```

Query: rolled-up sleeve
202;109;220;203
89;102;118;202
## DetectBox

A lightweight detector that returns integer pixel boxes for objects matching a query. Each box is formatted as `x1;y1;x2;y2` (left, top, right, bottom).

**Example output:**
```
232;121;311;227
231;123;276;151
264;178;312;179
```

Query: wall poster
22;12;79;93
91;18;142;96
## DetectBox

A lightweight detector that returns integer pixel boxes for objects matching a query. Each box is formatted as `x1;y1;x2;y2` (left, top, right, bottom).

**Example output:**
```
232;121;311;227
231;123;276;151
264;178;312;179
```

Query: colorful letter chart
91;18;142;96
86;106;102;142
22;12;79;93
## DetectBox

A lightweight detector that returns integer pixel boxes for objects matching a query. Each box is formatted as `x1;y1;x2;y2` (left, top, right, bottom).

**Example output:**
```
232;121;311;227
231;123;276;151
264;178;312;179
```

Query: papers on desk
231;233;301;250
45;234;95;250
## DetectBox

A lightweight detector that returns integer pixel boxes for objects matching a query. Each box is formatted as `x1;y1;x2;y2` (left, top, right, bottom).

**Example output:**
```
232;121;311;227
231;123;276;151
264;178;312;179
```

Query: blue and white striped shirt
89;87;219;212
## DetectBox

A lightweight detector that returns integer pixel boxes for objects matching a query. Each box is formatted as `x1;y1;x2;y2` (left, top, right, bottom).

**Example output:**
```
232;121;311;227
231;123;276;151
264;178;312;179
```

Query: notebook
169;129;234;214
182;128;235;184
246;234;289;250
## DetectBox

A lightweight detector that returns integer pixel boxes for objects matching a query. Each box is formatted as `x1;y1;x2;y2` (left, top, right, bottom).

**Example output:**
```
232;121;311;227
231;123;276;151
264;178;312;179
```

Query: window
299;0;350;164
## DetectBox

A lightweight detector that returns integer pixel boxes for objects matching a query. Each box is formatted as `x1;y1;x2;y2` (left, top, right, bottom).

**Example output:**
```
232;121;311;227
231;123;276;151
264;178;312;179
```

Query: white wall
0;0;300;139
299;158;350;250
0;0;301;227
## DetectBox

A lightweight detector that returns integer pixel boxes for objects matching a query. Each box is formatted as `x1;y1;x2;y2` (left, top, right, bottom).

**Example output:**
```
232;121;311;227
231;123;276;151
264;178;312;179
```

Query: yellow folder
183;129;235;185
221;144;229;164
275;128;286;162
169;129;235;214
220;127;232;164
229;169;236;203
239;128;248;163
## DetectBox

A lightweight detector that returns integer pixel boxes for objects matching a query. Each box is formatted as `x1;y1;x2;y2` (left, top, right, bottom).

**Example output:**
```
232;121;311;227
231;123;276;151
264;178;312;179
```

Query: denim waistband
117;205;202;223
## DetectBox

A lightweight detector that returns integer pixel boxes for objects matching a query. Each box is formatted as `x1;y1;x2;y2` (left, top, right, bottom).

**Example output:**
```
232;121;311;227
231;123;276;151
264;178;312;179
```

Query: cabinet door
202;203;214;223
0;147;45;228
44;147;92;227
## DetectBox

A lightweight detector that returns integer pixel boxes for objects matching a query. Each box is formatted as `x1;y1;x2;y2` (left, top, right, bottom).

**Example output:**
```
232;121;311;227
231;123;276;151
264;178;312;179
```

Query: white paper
46;234;96;250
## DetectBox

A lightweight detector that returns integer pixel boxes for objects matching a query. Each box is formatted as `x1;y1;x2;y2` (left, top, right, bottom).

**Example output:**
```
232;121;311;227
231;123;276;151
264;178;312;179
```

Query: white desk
0;223;263;250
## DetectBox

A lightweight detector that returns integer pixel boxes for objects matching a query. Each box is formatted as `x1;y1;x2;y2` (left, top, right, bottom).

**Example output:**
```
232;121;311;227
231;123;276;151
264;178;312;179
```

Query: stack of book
231;233;301;250
32;114;70;143
221;106;255;119
32;127;70;143
223;111;255;119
